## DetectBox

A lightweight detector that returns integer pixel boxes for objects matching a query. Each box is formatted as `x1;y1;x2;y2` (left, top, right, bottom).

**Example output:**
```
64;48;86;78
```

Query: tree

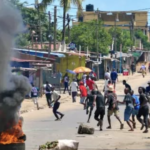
70;20;112;54
135;29;150;50
109;27;133;53
40;0;84;43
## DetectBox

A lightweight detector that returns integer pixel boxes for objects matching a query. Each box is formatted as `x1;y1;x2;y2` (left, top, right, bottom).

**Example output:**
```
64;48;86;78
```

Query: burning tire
0;143;25;150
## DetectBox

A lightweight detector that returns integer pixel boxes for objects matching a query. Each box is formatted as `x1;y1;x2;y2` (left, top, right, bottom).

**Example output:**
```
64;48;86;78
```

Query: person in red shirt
86;76;98;91
79;81;87;109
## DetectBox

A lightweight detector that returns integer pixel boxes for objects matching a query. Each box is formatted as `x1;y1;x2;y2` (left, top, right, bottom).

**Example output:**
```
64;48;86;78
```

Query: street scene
1;0;150;150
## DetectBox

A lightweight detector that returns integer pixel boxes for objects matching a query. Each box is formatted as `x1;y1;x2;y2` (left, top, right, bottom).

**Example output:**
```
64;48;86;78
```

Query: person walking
131;62;135;75
45;81;52;108
140;64;146;78
117;88;134;131
51;87;64;121
130;90;140;129
123;80;132;91
79;81;87;109
85;90;96;123
106;86;124;130
94;91;105;131
103;75;110;103
110;69;118;89
31;83;39;110
63;73;70;94
105;68;110;79
137;87;149;133
70;79;78;103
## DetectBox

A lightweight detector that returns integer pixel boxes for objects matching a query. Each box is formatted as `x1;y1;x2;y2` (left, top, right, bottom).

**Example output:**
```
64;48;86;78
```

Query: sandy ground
22;72;150;150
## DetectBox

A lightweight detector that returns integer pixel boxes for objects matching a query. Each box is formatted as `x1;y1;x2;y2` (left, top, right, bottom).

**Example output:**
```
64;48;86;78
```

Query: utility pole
48;11;51;57
36;3;42;49
120;44;122;73
96;9;99;80
54;6;57;50
114;20;117;57
67;14;71;43
62;2;67;51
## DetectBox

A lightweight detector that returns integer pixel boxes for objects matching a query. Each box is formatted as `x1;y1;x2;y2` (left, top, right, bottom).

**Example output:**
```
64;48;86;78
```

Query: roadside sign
69;42;76;50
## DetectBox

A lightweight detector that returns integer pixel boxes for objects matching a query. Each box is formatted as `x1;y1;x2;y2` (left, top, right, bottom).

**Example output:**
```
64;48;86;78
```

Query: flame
0;119;24;144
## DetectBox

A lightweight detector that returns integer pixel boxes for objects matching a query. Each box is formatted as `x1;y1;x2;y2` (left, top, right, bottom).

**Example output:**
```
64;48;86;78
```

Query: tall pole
96;9;99;80
67;14;71;43
120;44;122;73
48;11;51;57
114;20;117;57
37;4;42;49
62;1;66;51
54;6;57;50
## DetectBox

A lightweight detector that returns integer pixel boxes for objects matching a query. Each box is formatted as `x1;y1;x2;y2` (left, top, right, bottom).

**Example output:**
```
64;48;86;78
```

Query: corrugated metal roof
14;48;66;58
11;57;51;63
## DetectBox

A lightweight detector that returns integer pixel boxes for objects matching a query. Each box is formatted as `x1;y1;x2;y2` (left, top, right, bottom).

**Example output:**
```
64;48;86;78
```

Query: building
73;4;149;40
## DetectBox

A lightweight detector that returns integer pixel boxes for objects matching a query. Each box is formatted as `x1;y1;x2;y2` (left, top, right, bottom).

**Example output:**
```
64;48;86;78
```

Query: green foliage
135;29;150;50
10;0;61;47
70;21;112;54
109;27;133;53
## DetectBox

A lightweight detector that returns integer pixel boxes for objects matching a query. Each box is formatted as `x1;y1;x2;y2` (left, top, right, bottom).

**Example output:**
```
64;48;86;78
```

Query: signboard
69;42;76;50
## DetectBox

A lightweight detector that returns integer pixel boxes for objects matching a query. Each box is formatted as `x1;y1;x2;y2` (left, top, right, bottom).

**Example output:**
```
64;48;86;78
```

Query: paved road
23;75;149;150
23;97;125;150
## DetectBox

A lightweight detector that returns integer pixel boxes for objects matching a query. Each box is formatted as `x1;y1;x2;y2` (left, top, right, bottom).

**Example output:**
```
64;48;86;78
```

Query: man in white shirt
70;79;78;102
51;87;64;121
103;76;110;102
105;69;110;79
31;83;39;110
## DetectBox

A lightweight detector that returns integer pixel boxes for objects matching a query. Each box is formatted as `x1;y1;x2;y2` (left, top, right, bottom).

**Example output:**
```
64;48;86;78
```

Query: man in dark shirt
131;62;135;75
85;90;96;123
94;91;105;131
146;81;150;93
137;87;149;133
106;86;124;129
123;80;131;91
110;69;118;89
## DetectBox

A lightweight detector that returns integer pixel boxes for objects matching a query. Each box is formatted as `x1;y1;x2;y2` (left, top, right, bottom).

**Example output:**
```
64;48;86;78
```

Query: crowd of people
41;68;150;134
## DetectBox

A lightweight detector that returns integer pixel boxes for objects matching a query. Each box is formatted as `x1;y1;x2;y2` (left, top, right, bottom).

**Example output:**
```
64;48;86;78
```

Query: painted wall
56;54;86;77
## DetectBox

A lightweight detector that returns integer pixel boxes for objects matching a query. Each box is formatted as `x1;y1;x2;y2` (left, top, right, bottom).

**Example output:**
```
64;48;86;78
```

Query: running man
130;90;140;129
51;87;64;121
94;91;105;131
106;86;124;129
86;76;98;92
137;87;149;133
118;88;134;131
85;90;96;123
79;81;87;109
122;80;132;92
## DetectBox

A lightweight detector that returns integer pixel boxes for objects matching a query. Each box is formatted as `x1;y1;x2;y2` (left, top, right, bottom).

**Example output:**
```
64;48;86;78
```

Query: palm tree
40;0;84;44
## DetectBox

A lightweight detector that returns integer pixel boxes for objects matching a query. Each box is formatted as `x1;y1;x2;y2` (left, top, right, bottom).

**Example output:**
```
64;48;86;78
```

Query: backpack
46;84;51;92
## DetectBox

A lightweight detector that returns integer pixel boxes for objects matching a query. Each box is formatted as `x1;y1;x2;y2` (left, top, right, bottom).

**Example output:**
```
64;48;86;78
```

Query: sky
20;0;150;28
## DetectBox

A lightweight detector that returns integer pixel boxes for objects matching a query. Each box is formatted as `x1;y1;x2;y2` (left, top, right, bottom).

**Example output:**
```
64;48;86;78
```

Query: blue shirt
111;71;118;81
132;95;140;110
146;86;150;93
